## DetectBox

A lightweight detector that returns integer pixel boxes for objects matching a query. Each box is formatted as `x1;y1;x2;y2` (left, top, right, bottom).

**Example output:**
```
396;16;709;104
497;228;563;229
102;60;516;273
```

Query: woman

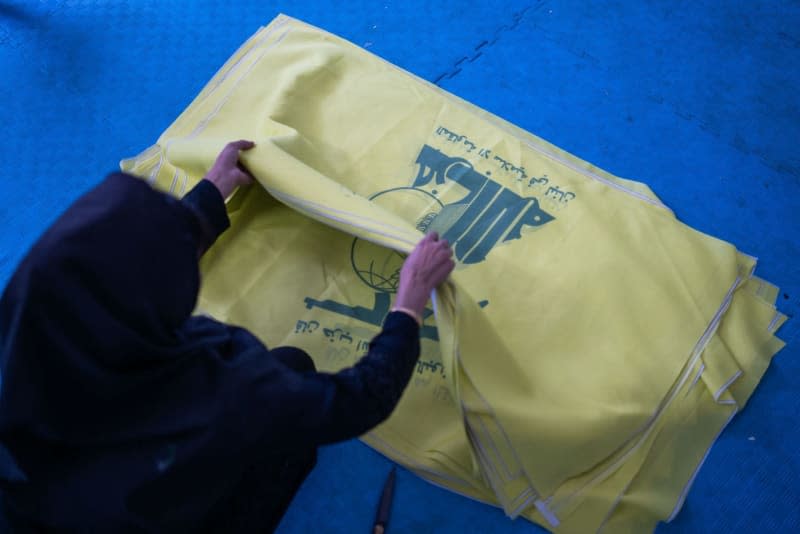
0;141;455;532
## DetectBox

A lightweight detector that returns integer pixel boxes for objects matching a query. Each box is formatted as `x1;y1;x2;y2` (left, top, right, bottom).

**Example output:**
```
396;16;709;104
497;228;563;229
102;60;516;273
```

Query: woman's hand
205;140;256;198
394;232;455;318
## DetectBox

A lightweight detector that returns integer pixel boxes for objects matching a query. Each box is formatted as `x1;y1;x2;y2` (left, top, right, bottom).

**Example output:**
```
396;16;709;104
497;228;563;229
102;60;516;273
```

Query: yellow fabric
120;15;786;533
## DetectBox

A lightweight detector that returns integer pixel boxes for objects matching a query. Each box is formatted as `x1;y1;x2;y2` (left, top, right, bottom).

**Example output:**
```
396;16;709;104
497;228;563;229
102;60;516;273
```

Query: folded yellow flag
121;15;786;533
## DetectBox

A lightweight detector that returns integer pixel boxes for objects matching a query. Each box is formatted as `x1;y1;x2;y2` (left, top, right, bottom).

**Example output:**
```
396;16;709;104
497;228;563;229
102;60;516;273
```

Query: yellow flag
121;15;786;532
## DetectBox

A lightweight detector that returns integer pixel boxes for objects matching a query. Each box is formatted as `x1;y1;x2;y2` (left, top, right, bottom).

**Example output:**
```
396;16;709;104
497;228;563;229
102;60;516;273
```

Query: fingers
432;251;455;281
395;235;455;313
415;234;452;259
415;232;445;251
232;169;253;185
228;139;256;151
405;233;455;286
236;161;255;180
219;140;256;166
431;254;454;276
431;239;454;275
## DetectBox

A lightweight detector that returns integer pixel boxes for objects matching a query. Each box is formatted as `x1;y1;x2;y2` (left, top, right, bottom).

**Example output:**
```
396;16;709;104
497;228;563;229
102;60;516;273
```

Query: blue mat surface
1;1;797;532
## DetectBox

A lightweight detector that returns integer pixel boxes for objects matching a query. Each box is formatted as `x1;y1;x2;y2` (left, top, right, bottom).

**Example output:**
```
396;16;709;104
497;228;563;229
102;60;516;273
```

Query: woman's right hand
394;232;455;317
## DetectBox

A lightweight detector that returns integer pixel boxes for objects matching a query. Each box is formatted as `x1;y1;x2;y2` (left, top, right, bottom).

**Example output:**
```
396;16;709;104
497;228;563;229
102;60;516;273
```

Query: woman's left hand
394;232;455;317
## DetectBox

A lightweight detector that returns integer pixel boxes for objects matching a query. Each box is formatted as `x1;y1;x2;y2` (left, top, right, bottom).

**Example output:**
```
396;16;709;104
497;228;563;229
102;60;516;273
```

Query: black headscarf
0;174;286;530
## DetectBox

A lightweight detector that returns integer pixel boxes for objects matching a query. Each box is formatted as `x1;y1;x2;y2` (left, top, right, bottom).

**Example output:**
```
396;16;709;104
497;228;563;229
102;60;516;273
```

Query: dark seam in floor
431;1;548;86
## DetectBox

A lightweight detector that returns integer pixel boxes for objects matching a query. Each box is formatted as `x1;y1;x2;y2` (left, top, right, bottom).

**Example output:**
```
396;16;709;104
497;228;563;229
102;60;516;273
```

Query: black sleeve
180;179;230;253
262;311;421;449
179;180;423;447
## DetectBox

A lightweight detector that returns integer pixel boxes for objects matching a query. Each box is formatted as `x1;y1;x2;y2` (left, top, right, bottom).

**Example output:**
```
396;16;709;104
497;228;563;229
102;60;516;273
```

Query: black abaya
0;174;421;532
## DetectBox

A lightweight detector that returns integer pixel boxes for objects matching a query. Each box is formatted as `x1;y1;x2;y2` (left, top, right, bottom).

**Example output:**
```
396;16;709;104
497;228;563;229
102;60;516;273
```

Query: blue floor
1;1;798;532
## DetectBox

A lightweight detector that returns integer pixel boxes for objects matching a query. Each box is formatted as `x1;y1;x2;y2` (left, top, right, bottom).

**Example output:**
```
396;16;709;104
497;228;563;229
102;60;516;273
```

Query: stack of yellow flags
121;15;787;533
